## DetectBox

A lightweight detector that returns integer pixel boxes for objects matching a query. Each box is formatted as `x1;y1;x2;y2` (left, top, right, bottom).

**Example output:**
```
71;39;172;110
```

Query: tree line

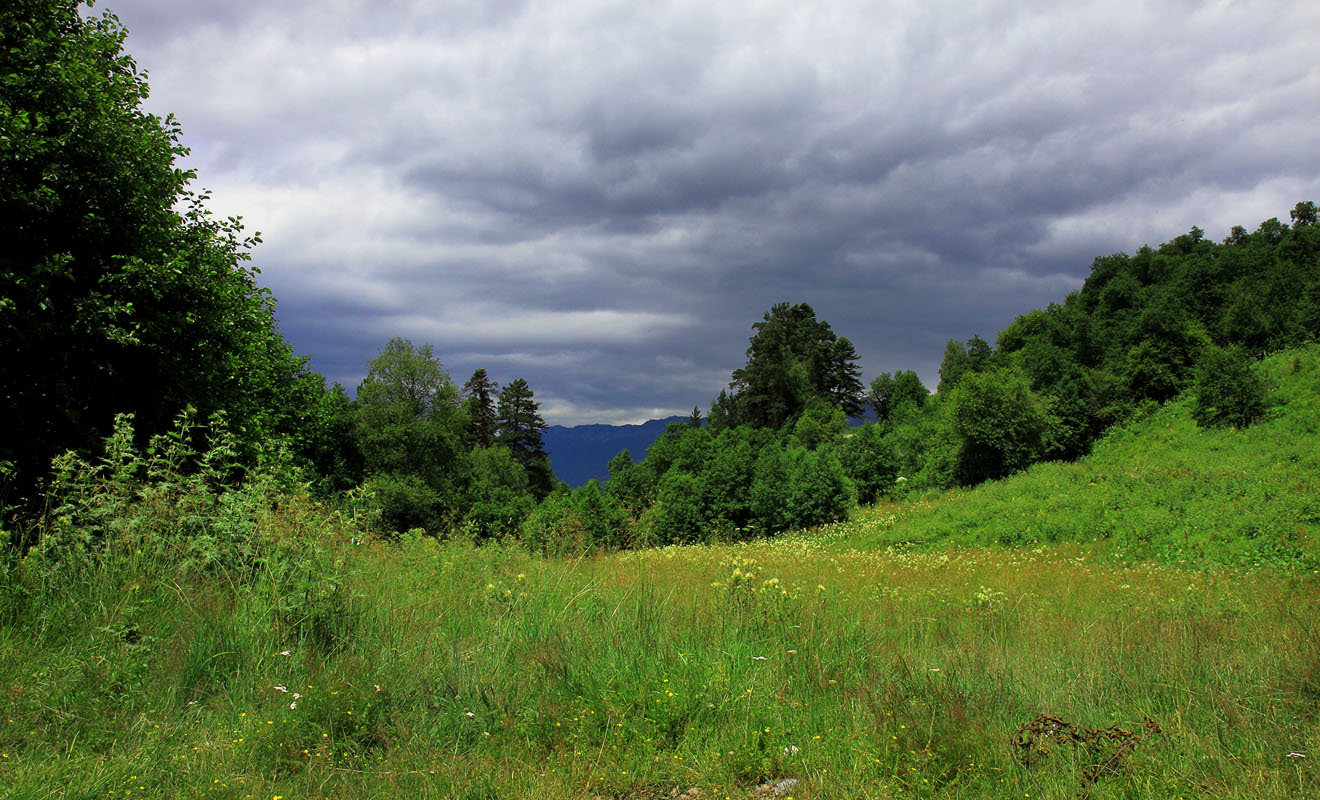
4;1;1318;553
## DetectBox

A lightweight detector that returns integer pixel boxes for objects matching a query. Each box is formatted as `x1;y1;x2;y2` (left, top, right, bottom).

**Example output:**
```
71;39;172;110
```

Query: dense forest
4;1;1319;555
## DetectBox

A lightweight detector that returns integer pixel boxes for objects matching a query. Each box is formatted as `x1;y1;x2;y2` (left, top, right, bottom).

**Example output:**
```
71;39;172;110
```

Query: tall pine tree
461;368;499;448
497;378;554;497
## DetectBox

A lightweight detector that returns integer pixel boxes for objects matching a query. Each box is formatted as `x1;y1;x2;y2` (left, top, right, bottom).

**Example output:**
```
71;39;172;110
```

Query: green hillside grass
839;343;1320;569
1;347;1318;799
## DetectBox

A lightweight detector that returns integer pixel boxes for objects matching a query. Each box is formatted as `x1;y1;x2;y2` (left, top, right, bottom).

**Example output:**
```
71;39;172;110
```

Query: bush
653;472;706;545
949;367;1056;485
519;482;630;553
835;423;896;504
362;473;445;536
783;446;856;529
1192;345;1266;429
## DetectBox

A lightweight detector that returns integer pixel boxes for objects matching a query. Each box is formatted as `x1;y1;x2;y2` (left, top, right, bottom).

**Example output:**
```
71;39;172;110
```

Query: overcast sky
98;0;1320;425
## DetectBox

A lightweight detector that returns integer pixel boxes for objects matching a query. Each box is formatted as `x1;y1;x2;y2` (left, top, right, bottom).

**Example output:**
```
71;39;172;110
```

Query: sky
97;0;1320;426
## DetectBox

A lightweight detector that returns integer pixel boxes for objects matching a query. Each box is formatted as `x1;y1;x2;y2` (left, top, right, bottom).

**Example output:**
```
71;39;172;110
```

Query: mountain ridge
544;416;686;487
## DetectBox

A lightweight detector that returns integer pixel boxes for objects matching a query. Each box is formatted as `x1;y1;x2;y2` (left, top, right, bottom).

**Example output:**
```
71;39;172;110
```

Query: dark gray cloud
97;0;1320;424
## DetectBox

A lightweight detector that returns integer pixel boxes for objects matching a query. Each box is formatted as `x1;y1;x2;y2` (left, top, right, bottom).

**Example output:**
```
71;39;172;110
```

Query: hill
834;343;1320;567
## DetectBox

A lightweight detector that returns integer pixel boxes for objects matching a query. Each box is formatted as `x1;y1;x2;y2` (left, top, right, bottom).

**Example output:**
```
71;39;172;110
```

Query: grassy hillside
1;348;1318;799
840;343;1320;568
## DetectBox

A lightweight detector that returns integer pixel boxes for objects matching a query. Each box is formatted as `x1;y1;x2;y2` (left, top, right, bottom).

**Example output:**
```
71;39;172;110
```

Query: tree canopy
722;302;865;428
1;0;320;500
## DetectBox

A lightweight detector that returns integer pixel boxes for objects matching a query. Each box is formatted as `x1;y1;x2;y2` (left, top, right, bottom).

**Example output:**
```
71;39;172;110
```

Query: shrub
653;472;706;545
783;446;856;529
835;422;896;504
362;472;445;536
1192;345;1266;429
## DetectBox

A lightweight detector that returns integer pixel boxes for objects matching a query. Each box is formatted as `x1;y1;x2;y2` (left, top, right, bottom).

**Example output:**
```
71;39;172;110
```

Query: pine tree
497;378;554;497
461;368;499;448
687;405;703;428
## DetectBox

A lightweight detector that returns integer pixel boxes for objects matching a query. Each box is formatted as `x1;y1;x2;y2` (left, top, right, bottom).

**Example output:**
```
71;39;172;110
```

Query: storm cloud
102;0;1320;424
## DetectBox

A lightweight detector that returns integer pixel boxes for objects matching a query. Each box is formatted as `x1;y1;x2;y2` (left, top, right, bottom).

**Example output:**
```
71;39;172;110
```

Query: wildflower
278;650;291;657
1288;752;1307;759
273;686;289;693
465;711;476;718
751;656;767;661
292;693;302;700
289;702;297;710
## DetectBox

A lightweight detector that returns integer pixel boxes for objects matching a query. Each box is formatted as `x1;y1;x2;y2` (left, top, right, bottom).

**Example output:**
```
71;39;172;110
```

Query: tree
687;405;704;428
937;336;990;394
604;448;649;518
304;382;364;493
782;446;856;530
871;370;927;421
355;338;466;532
948;367;1055;485
890;371;929;415
463;445;535;539
497;378;554;497
937;339;970;394
790;397;846;450
707;389;741;431
652;471;706;545
1;1;320;501
461;369;499;448
1290;201;1317;228
822;337;866;417
697;429;758;533
726;302;864;428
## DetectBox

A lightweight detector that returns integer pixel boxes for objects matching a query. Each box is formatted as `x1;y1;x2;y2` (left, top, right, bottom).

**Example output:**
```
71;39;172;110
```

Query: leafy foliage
948;367;1056;485
1191;345;1266;429
0;0;322;501
354;338;466;534
723;302;865;428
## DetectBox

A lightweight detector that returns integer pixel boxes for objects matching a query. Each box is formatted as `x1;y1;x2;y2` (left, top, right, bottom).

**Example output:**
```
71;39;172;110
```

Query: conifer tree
497;378;554;497
461;368;499;448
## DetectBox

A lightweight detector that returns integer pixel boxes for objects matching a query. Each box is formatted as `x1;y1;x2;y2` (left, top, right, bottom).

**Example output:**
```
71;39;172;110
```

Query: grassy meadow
2;347;1319;800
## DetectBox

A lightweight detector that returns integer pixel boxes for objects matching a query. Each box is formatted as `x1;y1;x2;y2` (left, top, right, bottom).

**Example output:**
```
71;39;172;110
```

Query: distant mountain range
544;417;685;488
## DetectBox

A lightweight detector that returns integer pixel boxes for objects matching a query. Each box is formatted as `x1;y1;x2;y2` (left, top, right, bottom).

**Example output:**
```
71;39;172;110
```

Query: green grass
2;347;1318;798
842;343;1320;569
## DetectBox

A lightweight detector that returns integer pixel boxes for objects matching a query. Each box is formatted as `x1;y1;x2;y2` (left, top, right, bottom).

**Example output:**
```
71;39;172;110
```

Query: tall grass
5;533;1316;798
